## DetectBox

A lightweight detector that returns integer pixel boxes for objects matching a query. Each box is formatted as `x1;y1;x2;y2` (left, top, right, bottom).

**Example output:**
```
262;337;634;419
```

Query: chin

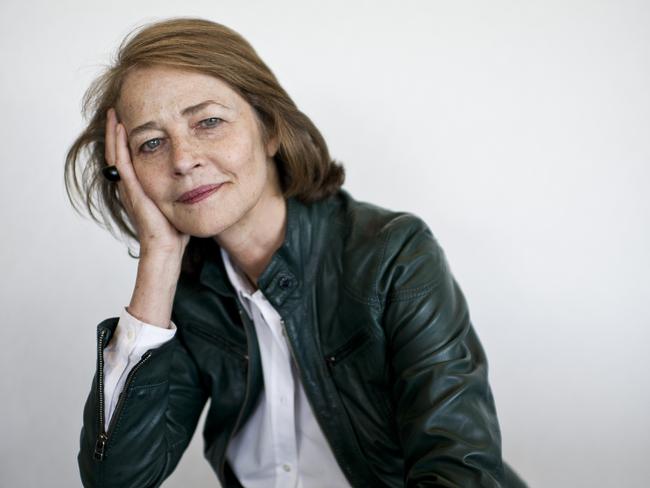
189;229;220;239
174;217;230;239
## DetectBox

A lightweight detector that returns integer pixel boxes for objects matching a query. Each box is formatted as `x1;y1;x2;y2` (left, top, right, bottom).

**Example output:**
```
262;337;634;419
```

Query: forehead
116;65;245;125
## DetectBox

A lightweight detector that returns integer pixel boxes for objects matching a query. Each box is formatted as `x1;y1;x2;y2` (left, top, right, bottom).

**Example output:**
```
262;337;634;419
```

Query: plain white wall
1;0;648;486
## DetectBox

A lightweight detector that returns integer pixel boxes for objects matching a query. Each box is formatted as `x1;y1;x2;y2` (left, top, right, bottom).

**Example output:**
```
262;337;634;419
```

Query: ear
265;135;279;158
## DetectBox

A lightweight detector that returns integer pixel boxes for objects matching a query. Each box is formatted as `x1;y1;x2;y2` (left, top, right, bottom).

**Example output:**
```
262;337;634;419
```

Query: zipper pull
94;432;108;461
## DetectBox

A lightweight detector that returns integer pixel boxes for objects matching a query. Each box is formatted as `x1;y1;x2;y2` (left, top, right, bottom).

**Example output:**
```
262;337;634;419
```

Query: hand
105;108;190;259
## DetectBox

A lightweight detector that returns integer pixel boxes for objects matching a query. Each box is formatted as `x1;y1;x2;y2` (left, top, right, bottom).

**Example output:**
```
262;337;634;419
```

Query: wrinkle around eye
139;137;164;154
198;116;224;129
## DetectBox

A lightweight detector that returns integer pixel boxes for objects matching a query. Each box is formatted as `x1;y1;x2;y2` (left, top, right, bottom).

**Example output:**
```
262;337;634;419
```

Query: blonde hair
65;17;345;242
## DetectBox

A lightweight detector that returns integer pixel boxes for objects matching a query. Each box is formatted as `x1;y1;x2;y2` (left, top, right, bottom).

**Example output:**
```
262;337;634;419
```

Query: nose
170;137;201;176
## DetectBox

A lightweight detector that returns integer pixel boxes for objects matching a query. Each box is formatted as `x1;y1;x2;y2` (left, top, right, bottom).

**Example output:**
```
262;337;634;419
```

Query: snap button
278;275;293;290
282;464;291;472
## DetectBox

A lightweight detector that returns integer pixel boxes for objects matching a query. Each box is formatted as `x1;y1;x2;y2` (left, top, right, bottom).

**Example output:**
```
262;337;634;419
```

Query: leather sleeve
380;215;506;487
103;308;177;429
78;318;207;488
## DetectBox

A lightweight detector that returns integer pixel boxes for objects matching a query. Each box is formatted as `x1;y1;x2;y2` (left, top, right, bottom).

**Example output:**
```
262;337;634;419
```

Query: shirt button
126;329;134;342
282;464;291;472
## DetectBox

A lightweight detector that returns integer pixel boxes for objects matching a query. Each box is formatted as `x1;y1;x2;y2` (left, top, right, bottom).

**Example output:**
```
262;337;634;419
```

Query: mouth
177;183;224;204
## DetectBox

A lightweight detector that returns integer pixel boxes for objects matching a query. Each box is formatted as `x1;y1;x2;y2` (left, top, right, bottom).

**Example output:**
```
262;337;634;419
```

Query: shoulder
317;189;449;304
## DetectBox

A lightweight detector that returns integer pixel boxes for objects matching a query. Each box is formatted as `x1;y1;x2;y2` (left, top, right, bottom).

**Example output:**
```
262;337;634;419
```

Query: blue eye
140;138;161;153
200;117;222;128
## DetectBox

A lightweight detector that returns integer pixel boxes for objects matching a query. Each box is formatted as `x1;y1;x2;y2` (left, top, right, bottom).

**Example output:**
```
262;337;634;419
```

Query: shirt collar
220;246;256;299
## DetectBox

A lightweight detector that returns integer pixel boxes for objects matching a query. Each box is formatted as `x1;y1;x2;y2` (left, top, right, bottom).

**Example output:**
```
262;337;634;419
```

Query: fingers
105;108;116;166
103;109;143;229
105;109;128;204
114;123;144;199
104;108;144;199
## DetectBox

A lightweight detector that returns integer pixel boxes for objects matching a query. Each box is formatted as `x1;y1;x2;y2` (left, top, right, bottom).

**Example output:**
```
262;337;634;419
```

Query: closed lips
178;184;222;203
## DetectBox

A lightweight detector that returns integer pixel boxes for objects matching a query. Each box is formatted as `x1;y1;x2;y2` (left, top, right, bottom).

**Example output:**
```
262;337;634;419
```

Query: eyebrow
128;100;230;138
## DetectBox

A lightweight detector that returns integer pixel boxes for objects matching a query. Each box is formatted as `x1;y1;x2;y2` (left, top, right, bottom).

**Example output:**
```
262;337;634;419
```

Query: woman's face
115;65;279;237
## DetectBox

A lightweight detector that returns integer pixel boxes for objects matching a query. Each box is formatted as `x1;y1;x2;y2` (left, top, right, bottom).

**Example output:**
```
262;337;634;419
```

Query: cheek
216;133;265;178
133;164;167;202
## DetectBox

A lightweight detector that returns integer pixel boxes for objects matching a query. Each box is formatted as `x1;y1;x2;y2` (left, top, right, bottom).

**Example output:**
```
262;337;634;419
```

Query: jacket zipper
219;306;252;481
93;328;153;461
278;317;358;486
324;329;369;367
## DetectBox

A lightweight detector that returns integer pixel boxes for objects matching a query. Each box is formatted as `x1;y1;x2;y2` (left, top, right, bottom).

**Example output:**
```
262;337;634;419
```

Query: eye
199;117;222;128
139;138;162;153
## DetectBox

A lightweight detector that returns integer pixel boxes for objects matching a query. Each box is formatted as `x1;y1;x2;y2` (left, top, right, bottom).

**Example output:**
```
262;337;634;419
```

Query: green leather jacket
78;189;526;487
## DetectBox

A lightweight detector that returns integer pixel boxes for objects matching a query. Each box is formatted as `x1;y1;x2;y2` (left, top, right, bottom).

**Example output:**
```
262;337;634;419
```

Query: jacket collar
195;195;320;312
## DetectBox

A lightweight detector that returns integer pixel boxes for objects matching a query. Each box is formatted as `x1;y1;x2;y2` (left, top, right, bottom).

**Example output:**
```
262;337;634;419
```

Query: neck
213;186;287;289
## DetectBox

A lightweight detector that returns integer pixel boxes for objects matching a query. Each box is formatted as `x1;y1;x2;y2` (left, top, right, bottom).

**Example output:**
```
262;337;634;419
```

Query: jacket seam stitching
386;281;439;302
167;436;189;452
162;342;179;464
184;324;248;360
375;223;392;312
341;282;381;306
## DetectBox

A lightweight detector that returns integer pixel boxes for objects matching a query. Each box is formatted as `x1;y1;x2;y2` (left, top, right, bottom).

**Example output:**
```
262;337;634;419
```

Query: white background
1;1;648;487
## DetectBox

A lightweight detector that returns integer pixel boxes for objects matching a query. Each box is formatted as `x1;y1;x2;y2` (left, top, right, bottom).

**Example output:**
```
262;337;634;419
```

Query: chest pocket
324;327;372;366
183;323;248;362
323;325;394;425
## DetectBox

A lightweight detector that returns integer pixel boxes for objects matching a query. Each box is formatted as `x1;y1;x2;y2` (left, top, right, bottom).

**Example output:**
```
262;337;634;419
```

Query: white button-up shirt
102;248;352;488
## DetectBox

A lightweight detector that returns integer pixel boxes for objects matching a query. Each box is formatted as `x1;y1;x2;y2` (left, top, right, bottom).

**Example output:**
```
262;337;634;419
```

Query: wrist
139;244;185;264
124;306;172;329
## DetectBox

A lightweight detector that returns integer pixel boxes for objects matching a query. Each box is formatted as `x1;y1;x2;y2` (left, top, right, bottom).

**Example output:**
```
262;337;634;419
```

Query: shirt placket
251;293;299;488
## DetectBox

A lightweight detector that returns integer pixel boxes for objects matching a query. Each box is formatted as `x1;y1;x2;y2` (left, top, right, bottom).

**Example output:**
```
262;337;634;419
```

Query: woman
67;17;526;488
